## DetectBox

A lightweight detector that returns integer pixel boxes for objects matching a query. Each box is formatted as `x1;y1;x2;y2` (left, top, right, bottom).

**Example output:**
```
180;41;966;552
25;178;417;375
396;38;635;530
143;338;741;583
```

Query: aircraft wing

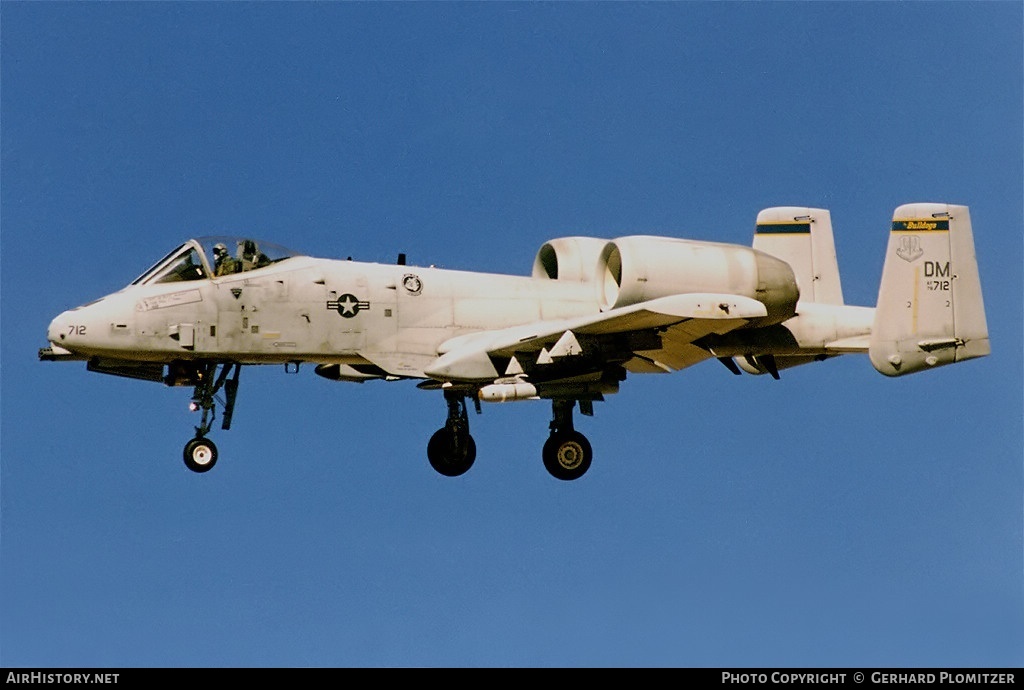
424;293;767;382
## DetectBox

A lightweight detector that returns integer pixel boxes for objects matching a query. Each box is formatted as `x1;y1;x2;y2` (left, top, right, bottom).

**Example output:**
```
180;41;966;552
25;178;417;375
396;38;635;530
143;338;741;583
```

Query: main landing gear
427;390;477;477
181;362;241;473
425;394;594;481
542;399;593;481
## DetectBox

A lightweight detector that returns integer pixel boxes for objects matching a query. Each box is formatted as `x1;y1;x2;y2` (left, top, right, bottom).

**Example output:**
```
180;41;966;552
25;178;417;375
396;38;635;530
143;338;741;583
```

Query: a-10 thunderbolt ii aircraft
40;203;989;480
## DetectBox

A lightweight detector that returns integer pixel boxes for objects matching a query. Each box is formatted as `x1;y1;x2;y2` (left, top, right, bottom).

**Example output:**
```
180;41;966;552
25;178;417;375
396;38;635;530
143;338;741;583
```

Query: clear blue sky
2;1;1021;668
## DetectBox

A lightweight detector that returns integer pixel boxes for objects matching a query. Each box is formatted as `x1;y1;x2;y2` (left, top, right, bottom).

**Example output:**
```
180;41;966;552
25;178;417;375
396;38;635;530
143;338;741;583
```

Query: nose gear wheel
184;436;218;473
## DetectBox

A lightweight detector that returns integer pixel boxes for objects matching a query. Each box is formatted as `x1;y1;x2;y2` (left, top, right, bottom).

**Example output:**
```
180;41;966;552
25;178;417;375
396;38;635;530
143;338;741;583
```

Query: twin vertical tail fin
753;207;844;305
869;203;990;376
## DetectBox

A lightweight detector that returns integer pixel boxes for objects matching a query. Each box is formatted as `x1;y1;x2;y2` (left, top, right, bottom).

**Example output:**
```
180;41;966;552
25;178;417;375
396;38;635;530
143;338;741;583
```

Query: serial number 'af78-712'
40;203;990;480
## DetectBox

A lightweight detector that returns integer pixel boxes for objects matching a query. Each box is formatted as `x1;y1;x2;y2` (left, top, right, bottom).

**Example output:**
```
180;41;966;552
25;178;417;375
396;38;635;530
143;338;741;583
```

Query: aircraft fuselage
47;256;601;373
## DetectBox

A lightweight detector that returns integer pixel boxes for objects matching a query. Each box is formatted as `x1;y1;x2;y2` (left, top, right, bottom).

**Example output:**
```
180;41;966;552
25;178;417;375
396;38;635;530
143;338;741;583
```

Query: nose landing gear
180;362;241;473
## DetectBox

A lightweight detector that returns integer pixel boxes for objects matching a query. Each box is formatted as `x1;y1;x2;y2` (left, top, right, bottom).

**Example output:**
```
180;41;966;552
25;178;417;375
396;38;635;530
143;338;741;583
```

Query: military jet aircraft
39;203;989;480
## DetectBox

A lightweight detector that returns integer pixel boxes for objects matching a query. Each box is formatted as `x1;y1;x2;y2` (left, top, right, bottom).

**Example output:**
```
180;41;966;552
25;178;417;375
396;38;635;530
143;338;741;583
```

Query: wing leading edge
423;292;768;383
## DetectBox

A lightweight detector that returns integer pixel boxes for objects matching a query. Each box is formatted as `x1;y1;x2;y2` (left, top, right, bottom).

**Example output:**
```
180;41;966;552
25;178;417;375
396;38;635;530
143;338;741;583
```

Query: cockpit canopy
131;237;304;286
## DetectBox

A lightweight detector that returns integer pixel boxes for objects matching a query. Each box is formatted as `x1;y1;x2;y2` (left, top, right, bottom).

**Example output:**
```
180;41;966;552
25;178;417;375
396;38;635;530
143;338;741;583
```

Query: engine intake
532;237;609;283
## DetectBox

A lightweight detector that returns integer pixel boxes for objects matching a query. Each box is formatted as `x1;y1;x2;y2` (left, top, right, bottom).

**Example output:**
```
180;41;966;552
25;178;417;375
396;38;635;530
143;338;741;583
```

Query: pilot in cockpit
237;239;270;271
213;243;239;276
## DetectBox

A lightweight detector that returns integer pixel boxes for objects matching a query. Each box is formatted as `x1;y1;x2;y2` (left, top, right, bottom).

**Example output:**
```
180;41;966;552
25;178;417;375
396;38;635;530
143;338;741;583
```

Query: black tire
427;428;476;477
542;430;592;481
183;437;218;473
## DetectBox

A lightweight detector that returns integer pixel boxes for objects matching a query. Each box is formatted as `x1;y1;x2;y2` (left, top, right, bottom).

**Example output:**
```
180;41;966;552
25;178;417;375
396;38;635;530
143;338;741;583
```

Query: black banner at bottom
0;668;1020;684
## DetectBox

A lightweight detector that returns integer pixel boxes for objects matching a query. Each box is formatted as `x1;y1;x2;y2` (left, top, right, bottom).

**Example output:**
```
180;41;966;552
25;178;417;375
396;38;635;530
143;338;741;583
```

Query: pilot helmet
213;243;228;257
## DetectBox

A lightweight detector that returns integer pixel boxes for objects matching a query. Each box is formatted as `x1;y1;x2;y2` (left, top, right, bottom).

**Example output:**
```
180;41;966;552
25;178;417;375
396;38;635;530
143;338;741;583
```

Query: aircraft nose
46;299;106;352
47;310;73;344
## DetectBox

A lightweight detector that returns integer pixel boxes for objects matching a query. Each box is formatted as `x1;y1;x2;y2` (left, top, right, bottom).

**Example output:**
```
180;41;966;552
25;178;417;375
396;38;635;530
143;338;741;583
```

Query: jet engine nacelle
532;236;609;283
596;236;800;326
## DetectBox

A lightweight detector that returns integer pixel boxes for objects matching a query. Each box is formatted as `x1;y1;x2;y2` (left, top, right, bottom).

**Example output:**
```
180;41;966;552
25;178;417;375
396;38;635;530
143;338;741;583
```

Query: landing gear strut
426;390;477;477
542;399;592;481
182;362;241;473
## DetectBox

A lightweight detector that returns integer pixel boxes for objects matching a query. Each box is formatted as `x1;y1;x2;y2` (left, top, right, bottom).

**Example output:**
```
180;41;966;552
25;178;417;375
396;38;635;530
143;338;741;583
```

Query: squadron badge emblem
402;274;423;295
